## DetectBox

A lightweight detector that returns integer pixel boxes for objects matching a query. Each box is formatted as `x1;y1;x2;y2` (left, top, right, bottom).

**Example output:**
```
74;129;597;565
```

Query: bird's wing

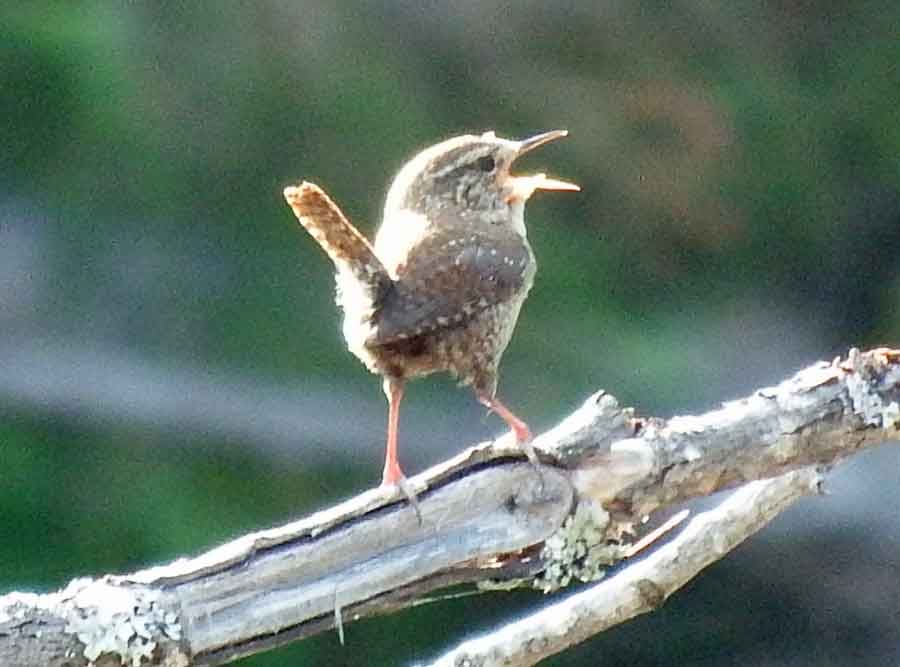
368;228;534;345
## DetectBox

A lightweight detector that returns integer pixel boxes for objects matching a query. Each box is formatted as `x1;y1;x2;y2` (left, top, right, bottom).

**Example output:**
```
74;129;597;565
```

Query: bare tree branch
425;468;822;667
2;348;898;666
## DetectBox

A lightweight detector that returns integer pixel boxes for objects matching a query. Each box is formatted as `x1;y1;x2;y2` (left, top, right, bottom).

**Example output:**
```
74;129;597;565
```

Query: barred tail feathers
283;182;390;293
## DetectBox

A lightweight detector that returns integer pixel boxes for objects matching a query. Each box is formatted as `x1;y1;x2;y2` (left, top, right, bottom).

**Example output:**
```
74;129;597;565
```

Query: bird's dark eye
476;155;495;172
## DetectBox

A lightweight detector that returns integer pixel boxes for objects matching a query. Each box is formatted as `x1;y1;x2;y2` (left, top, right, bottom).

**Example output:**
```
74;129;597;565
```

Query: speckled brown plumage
370;225;535;394
284;130;578;499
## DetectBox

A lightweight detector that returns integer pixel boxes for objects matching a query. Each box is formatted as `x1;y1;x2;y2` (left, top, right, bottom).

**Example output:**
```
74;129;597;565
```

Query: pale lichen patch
844;347;900;429
883;400;900;430
534;502;623;594
59;577;182;666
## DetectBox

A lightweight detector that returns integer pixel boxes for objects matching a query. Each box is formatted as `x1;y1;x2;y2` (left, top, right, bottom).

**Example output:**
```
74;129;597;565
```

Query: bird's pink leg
380;379;421;518
381;378;407;487
478;394;539;465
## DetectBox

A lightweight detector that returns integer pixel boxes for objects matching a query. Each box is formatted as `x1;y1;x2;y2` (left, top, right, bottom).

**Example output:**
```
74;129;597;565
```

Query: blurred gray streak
1;336;366;457
0;335;485;467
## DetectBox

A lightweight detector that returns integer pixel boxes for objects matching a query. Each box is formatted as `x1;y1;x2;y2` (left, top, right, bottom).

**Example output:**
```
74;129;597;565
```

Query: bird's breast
373;209;434;278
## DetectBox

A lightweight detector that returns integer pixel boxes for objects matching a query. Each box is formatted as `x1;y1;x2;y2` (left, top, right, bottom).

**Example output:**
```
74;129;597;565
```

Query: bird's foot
516;435;545;495
517;436;540;466
501;418;545;495
508;421;539;465
381;464;422;524
497;407;541;469
479;395;535;459
511;420;534;447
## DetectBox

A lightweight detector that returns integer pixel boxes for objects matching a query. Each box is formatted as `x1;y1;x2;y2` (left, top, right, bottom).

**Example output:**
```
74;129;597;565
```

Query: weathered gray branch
2;348;898;666
426;468;823;667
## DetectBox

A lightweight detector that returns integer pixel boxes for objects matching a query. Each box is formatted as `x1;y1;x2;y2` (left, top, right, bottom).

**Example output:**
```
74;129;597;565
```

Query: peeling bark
2;348;898;666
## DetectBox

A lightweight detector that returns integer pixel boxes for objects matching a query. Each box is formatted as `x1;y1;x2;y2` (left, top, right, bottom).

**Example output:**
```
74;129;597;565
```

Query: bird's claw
517;438;545;496
380;474;422;525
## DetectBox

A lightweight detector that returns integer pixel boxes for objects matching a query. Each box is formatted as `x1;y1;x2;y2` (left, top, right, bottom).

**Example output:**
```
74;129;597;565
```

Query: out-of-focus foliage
2;2;899;665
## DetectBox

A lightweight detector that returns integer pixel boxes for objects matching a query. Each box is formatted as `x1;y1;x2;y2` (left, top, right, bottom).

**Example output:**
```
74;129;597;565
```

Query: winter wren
284;130;578;503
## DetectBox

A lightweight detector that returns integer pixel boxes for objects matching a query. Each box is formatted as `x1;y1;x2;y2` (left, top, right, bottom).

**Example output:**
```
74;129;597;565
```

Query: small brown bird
284;130;578;501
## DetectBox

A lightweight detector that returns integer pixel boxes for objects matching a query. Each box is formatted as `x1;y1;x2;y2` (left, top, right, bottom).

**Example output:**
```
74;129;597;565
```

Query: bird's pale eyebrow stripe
430;146;491;180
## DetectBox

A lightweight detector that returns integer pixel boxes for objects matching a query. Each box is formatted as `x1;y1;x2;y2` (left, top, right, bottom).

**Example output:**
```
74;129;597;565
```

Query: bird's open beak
508;130;580;201
517;129;570;155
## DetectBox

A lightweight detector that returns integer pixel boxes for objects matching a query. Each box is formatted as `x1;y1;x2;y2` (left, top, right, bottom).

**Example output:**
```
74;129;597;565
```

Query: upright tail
284;182;391;298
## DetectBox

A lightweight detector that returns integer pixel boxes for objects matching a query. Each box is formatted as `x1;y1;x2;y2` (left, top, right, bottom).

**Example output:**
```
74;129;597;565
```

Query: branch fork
2;348;898;666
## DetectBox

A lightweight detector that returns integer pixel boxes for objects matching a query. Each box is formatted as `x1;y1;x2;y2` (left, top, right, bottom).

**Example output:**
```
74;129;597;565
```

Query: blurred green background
2;3;900;665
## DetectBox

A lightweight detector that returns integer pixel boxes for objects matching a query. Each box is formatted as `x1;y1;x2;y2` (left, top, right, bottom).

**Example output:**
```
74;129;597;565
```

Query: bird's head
383;130;578;231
